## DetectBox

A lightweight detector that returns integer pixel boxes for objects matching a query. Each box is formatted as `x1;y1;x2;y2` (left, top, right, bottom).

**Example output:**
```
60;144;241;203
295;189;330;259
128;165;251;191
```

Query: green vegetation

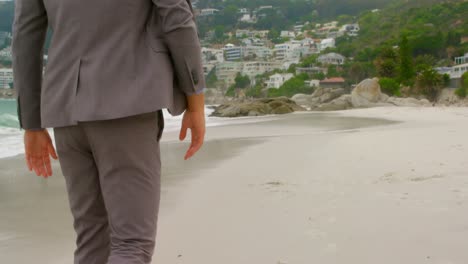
415;66;445;102
379;78;400;97
398;35;414;85
196;0;399;41
245;83;264;98
225;73;251;96
267;73;313;98
455;72;468;98
205;67;218;88
336;1;468;61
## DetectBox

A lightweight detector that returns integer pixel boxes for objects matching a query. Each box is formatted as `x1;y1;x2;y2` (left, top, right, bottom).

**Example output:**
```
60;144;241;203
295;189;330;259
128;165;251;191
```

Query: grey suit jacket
12;0;206;129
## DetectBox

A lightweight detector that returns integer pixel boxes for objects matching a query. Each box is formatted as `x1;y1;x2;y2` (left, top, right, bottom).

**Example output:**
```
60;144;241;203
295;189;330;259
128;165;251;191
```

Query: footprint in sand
410;174;445;182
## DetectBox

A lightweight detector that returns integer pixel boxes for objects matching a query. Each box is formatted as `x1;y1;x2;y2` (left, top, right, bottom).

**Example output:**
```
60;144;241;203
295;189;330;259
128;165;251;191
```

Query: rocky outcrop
351;78;388;108
211;97;306;117
436;88;464;106
291;87;346;109
204;88;227;105
314;95;353;111
292;78;434;111
387;97;432;107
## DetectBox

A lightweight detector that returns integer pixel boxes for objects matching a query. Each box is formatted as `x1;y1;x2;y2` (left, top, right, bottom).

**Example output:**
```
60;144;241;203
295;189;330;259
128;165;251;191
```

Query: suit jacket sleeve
152;0;206;95
12;0;48;130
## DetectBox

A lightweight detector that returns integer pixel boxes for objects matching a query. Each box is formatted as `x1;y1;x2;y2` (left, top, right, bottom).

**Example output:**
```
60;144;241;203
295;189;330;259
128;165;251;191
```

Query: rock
351;78;383;107
291;93;311;106
314;95;352;111
386;97;432;107
317;88;346;103
211;97;305;117
291;88;346;109
271;105;294;114
437;88;461;106
380;93;389;102
204;88;226;105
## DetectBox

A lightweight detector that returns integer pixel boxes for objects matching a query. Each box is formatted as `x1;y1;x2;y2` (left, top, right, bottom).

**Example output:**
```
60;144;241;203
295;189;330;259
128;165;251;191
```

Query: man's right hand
24;129;58;178
179;110;206;160
179;93;206;160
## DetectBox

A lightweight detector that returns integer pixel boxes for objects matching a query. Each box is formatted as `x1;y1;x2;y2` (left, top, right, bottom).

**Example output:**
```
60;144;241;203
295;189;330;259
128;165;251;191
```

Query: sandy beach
1;107;468;264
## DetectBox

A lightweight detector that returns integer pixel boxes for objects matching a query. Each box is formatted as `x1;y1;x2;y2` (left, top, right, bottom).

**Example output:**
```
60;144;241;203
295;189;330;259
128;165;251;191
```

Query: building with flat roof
215;61;243;85
223;44;244;61
274;42;301;61
242;61;281;79
0;68;13;89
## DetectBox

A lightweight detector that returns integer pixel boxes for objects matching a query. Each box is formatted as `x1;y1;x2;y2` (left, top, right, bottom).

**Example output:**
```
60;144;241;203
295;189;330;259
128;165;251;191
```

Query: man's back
13;1;207;263
13;0;205;129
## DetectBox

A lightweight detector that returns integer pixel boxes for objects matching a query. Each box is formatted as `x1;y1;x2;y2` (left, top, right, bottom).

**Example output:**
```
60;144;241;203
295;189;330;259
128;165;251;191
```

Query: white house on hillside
455;53;468;65
274;43;299;60
242;61;282;79
318;38;335;51
239;14;256;23
199;8;219;16
238;8;249;14
340;24;360;37
451;63;468;79
435;53;468;88
265;73;294;89
243;46;273;59
318;52;346;65
201;48;224;64
280;31;296;38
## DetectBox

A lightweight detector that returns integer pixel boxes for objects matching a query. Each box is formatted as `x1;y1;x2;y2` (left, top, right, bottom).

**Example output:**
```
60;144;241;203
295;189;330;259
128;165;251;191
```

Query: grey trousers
53;111;164;264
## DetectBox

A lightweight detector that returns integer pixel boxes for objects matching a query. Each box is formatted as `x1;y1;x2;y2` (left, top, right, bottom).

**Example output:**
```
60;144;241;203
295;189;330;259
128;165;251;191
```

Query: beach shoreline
1;107;468;263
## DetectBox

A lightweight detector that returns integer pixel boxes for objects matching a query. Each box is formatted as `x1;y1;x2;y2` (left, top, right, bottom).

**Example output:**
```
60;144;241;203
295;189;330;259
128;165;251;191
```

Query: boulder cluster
292;78;431;111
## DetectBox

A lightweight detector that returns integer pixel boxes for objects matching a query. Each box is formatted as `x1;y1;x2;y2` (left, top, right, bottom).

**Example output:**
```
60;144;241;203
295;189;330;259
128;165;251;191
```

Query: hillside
335;0;468;61
197;0;394;18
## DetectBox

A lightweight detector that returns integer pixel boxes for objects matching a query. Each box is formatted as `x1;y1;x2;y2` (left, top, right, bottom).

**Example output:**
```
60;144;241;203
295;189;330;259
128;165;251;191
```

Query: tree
300;54;318;67
206;67;218;88
399;35;414;85
415;66;444;102
246;83;265;98
346;62;373;84
268;28;280;40
375;46;399;78
213;25;227;42
234;73;250;89
379;78;401;96
214;5;240;28
327;65;341;78
287;64;297;74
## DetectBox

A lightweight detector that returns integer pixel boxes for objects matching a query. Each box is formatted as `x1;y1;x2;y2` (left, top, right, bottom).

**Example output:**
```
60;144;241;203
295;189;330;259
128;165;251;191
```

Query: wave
0;113;19;129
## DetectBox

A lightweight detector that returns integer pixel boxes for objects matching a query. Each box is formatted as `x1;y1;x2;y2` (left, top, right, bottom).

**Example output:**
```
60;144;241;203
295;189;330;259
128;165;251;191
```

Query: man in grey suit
12;0;206;263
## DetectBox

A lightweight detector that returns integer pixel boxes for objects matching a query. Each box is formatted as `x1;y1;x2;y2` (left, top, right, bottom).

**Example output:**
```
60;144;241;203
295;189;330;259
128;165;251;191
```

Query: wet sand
1;109;468;263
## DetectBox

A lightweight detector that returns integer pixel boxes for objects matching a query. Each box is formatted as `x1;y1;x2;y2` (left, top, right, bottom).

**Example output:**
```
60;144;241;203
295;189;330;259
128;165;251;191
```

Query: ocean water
0;99;241;159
